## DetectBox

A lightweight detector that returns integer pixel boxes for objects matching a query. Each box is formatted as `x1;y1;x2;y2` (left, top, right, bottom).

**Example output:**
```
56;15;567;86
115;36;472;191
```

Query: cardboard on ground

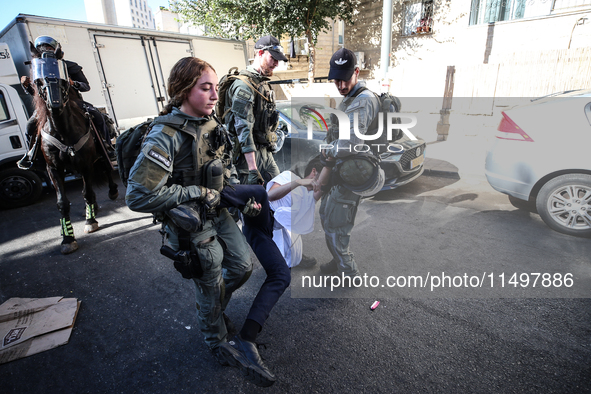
0;297;80;364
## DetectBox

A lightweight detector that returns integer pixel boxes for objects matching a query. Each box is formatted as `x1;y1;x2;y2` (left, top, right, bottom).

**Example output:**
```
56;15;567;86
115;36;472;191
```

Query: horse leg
82;175;100;234
105;162;118;200
47;166;78;254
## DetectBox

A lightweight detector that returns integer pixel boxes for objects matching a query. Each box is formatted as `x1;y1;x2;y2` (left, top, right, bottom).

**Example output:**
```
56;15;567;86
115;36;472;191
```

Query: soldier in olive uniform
319;48;380;279
222;35;287;186
126;57;286;387
125;57;253;364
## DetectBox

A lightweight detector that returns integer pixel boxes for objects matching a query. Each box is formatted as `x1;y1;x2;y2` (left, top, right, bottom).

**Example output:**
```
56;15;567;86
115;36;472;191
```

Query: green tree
171;0;357;82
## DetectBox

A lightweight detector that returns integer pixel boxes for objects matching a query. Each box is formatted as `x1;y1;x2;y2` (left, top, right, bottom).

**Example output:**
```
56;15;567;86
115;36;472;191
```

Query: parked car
485;90;591;237
273;101;426;192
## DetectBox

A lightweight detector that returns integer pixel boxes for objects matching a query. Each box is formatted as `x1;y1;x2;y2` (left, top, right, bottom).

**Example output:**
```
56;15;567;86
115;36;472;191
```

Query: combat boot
320;258;338;274
211;346;230;366
298;255;317;268
220;334;276;387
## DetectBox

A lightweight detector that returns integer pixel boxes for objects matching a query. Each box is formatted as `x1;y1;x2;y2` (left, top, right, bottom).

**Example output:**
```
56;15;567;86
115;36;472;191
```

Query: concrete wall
344;0;591;98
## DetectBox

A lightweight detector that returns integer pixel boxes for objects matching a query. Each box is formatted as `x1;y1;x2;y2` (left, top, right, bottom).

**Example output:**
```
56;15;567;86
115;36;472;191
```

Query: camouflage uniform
320;82;379;277
125;108;252;350
223;66;280;184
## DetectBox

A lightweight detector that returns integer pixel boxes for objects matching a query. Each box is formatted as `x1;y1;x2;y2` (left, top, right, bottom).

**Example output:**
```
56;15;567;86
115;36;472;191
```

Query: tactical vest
161;114;231;192
238;70;279;148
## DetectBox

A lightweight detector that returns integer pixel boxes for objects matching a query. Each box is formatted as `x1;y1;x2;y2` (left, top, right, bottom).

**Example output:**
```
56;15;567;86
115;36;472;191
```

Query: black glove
247;169;265;185
319;153;332;168
242;197;261;217
198;186;221;209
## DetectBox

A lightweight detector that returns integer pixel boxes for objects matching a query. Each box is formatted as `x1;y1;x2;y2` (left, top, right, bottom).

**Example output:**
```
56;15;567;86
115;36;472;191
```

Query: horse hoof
109;191;119;200
84;223;99;233
61;241;78;255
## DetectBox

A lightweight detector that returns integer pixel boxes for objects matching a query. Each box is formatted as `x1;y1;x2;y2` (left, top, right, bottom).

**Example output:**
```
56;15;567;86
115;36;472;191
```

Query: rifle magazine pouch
203;159;224;192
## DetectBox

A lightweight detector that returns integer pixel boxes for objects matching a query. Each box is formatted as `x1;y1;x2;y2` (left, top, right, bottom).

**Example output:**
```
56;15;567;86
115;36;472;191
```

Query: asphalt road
1;173;590;393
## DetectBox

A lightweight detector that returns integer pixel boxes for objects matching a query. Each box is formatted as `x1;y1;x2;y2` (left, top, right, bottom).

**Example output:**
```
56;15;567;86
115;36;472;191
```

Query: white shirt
266;171;317;268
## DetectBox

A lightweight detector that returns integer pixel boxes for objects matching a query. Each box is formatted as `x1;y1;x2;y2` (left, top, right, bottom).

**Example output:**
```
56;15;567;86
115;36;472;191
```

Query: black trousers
220;184;291;329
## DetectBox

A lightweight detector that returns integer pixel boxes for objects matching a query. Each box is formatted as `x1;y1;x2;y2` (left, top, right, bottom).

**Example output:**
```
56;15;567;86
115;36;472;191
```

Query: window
403;0;434;36
132;16;135;21
469;0;526;25
0;91;10;122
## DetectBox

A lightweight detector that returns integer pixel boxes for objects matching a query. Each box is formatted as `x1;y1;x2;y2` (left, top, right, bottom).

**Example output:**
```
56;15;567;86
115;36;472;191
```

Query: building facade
84;0;155;29
344;0;591;100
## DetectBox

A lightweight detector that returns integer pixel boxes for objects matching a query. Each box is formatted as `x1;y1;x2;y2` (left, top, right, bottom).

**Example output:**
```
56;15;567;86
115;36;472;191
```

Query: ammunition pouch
203;158;224;192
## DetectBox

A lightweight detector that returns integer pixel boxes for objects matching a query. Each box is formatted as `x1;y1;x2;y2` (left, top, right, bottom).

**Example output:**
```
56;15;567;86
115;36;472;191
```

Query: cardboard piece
0;297;80;364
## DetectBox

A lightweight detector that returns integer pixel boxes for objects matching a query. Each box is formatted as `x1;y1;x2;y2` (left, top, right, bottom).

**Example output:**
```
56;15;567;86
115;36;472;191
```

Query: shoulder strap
221;74;271;120
343;86;370;107
231;75;271;103
352;86;369;98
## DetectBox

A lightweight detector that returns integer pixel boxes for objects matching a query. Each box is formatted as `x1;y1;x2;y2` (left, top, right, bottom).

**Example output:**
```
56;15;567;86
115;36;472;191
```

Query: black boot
298;254;317;268
220;334;276;387
320;258;338;274
17;139;39;170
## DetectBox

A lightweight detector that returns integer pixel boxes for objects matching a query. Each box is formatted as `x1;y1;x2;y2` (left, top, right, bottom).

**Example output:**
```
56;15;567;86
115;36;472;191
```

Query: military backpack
349;87;403;149
115;119;154;187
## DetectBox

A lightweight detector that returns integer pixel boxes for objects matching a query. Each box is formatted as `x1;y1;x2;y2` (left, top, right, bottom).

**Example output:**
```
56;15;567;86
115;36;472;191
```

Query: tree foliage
171;0;357;51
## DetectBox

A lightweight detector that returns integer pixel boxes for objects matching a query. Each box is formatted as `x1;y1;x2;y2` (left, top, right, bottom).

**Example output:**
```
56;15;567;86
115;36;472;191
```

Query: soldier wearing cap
222;35;288;186
318;48;380;279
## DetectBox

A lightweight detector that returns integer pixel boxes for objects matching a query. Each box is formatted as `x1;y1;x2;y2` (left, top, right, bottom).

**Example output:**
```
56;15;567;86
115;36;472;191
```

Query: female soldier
126;57;288;387
125;57;253;365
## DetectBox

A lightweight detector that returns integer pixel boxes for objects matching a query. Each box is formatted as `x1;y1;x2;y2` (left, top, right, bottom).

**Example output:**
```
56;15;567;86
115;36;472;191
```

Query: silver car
485;90;591;237
274;101;426;192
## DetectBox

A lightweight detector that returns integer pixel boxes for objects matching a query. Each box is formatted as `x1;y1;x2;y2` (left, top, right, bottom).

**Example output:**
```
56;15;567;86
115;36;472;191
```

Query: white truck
0;14;248;208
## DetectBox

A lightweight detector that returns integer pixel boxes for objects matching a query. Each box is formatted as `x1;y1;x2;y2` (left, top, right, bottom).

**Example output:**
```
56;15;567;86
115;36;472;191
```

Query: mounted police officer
17;36;113;169
318;48;383;280
221;35;287;186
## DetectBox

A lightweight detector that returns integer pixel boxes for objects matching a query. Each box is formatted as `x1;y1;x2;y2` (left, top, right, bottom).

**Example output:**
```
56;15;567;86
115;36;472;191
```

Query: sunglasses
259;45;284;53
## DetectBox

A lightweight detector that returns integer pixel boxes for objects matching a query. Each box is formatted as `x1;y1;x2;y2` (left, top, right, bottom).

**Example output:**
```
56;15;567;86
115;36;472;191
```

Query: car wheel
536;174;591;237
0;168;43;209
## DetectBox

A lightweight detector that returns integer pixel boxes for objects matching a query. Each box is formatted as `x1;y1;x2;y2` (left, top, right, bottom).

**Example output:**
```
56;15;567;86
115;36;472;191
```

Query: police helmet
337;154;385;197
34;36;59;51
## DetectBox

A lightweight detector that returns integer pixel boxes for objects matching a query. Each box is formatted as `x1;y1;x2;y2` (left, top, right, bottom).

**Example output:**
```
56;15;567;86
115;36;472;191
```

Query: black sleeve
65;60;90;92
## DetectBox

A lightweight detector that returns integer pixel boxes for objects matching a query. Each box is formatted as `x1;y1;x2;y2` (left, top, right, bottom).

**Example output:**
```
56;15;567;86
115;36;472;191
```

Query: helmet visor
32;58;68;83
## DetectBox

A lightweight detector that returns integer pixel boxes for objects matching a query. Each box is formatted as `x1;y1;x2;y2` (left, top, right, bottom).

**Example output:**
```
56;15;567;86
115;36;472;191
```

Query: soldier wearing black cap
318;48;380;280
221;35;288;186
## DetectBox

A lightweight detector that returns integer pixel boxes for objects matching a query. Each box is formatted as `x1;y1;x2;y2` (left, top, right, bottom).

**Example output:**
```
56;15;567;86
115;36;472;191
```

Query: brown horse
31;44;118;254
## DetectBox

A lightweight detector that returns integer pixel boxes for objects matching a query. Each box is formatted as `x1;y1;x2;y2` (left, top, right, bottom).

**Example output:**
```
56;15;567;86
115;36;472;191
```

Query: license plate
410;155;424;169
